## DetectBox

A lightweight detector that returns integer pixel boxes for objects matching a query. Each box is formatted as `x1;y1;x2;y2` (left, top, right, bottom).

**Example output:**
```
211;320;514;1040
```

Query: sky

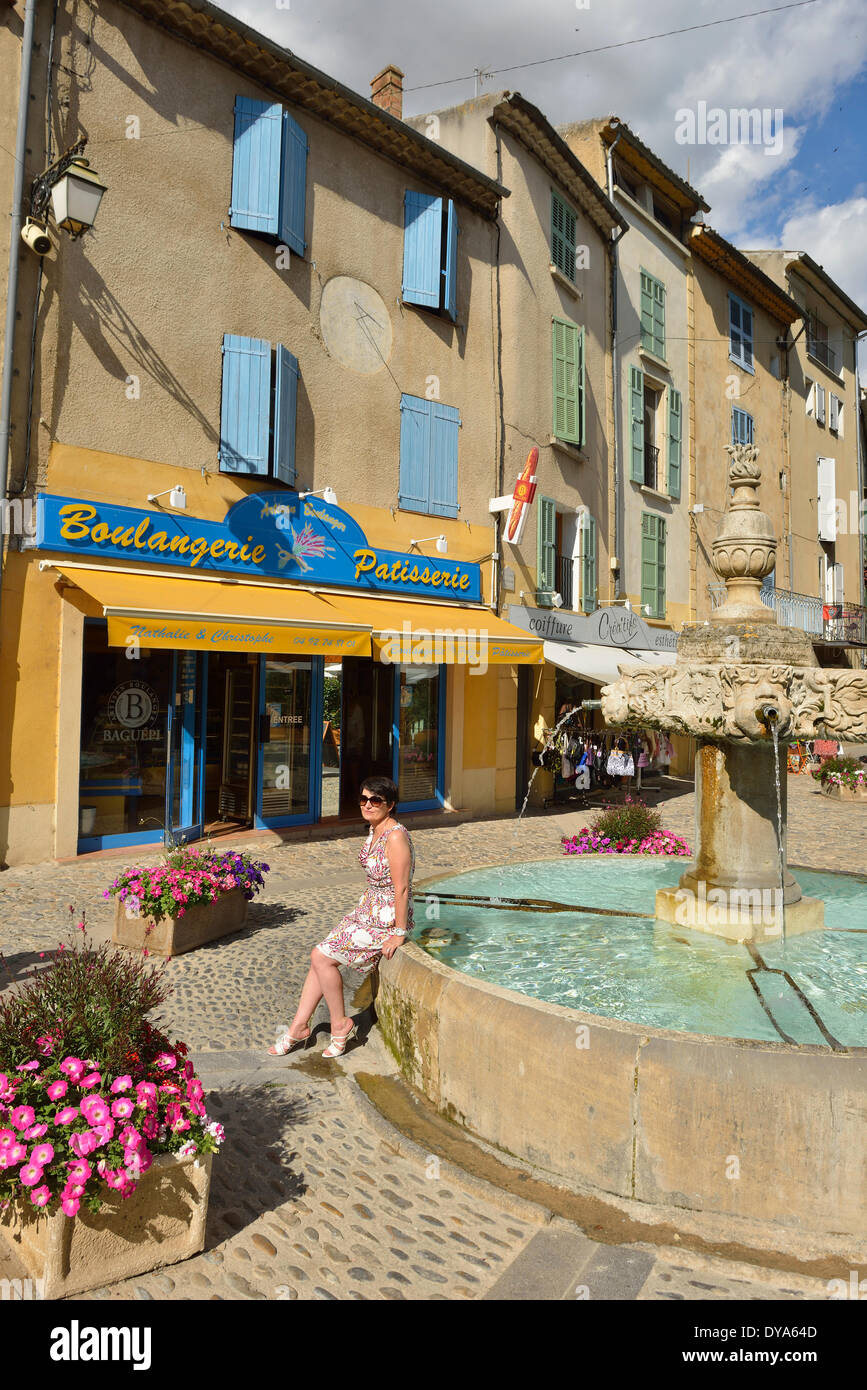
223;0;867;335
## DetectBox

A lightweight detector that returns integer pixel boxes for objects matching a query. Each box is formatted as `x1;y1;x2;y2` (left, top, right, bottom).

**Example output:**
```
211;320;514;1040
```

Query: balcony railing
806;336;839;375
708;583;867;645
555;553;573;610
644;442;659;488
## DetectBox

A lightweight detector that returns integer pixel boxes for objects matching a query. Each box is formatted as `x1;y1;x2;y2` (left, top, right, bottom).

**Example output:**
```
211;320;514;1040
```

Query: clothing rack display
533;711;674;808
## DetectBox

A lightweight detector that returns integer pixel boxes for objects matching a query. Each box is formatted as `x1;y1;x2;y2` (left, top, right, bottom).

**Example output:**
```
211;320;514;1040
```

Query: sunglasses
359;795;385;806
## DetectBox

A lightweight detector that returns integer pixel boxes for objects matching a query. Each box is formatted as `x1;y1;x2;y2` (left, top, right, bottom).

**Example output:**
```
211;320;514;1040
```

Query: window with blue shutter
403;193;459;320
551;191;577;283
640;270;665;357
581;513;597;614
552;319;584;446
230;97;307;254
641;513;666;619
398;394;459;517
667;388;682;499
537;497;557;607
630;365;645;482
219;335;271;475
731;407;754;445
729;293;754;372
219;335;299;480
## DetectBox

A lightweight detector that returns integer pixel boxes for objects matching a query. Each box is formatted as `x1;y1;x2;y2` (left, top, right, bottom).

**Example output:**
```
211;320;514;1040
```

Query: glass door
397;663;444;810
339;657;394;818
257;656;316;827
167;651;204;845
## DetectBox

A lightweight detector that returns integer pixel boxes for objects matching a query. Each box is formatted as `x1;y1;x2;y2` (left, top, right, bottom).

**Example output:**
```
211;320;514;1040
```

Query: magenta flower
119;1126;143;1152
155;1053;177;1070
24;1122;48;1140
29;1185;51;1207
54;1106;79;1125
110;1075;132;1094
111;1098;134;1120
6;1143;27;1165
80;1072;102;1090
79;1096;110;1126
59;1057;85;1080
67;1159;92;1182
135;1082;157;1104
0;1129;16;1151
63;1181;86;1199
30;1142;54;1167
46;1080;68;1102
35;1037;54;1055
10;1105;36;1132
69;1130;100;1158
92;1118;115;1145
61;1195;80;1217
19;1163;44;1186
187;1079;204;1102
15;1060;40;1072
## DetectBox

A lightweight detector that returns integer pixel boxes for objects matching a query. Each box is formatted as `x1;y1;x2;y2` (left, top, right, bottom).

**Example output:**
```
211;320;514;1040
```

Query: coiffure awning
44;564;543;664
543;640;671;686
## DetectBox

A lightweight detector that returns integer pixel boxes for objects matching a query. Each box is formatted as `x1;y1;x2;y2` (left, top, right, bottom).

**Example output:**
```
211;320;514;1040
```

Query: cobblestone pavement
0;772;863;1301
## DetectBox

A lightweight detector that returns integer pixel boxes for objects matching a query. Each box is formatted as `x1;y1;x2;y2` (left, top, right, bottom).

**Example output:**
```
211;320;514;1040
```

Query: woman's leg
288;966;323;1035
311;948;352;1034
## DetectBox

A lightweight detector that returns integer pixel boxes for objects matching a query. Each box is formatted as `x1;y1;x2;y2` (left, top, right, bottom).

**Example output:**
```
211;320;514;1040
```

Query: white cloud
779;196;867;314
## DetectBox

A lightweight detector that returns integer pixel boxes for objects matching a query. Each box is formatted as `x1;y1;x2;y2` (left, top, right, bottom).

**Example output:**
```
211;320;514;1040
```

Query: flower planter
821;782;867;802
112;888;248;957
1;1151;212;1299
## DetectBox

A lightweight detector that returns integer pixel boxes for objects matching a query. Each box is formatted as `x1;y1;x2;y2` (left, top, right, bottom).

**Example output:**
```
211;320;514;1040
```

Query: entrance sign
508;603;678;652
36;491;482;603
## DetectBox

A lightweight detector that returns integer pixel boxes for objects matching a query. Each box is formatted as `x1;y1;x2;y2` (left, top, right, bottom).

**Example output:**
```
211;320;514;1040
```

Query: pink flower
0;1074;14;1102
23;1123;48;1140
63;1181;86;1199
79;1096;110;1126
0;1129;16;1151
30;1142;54;1166
19;1163;44;1186
119;1126;143;1152
59;1057;85;1080
186;1079;204;1102
2;1143;27;1166
155;1053;176;1071
135;1082;157;1104
15;1060;40;1072
66;1159;92;1182
69;1130;100;1158
92;1119;115;1145
111;1098;134;1120
35;1037;54;1055
188;1099;206;1118
80;1072;102;1090
10;1105;35;1132
61;1195;80;1217
30;1184;51;1207
54;1106;79;1125
110;1076;132;1094
46;1080;68;1101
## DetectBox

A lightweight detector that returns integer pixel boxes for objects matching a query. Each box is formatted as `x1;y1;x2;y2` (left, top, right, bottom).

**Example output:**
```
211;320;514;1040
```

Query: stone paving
0;772;864;1301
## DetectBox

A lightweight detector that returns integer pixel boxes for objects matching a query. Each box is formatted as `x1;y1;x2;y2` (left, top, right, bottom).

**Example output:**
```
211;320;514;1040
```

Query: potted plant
0;917;223;1298
108;845;270;957
812;756;867;802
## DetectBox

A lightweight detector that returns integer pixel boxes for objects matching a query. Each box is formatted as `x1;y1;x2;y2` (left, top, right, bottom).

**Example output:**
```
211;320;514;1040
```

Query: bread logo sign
506;448;538;546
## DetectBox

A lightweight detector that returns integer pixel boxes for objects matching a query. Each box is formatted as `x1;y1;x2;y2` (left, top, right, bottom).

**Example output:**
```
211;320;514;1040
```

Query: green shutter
581;513;597;614
537;496;557;606
552;318;580;444
653;278;665;357
656;518;667;618
576;326;585;447
641;513;658;616
551;191;576;283
630;365;645;481
640;270;665;356
667;388;682;499
640;271;654;352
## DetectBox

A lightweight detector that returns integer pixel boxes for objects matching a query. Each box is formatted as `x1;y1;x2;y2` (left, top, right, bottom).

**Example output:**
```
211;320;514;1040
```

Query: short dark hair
360;775;398;809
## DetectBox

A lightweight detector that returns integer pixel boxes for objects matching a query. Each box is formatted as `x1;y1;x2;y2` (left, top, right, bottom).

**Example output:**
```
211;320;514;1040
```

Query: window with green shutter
537;496;557;607
641;513;666;619
640;270;665;358
580;513;597;614
667;388;682;499
551;191;577;283
630;365;645;482
552;318;584;446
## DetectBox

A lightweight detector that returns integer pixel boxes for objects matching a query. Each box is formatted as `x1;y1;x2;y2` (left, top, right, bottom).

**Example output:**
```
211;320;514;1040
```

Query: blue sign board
35;492;482;603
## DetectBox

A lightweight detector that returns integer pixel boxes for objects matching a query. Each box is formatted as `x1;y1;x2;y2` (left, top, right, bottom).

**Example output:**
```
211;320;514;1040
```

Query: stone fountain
601;444;867;943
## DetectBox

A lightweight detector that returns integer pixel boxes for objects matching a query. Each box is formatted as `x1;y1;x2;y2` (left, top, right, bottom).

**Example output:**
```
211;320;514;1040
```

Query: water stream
515;705;580;830
770;723;787;954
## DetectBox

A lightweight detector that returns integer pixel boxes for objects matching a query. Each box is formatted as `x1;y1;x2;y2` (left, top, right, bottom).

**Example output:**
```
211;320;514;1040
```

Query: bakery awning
43;563;544;664
543;640;671;685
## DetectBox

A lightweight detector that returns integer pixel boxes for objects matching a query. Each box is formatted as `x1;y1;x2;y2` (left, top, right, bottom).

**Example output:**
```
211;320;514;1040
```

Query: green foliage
590;796;662;845
813;755;865;786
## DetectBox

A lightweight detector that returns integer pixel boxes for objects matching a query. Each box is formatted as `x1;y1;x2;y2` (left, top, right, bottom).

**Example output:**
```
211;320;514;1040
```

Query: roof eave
690;227;804;326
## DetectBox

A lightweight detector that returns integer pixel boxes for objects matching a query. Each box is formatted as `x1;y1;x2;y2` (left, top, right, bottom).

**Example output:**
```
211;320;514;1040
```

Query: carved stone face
733;679;793;741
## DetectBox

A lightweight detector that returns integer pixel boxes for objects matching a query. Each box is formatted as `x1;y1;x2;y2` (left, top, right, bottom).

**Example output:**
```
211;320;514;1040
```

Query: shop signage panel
507;604;678;652
106;615;371;657
36;492;482;603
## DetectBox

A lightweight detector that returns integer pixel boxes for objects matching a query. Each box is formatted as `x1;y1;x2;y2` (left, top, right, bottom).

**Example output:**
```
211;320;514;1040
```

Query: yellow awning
48;565;544;664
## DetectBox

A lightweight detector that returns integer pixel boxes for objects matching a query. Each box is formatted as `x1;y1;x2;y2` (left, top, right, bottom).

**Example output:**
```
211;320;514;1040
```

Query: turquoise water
416;860;867;1046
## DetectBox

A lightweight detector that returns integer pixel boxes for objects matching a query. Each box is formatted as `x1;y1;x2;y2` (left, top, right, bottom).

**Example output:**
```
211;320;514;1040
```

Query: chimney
371;65;404;120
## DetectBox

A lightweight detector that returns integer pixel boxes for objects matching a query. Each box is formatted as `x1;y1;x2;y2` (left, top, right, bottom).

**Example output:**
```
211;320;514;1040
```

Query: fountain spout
760;703;779;726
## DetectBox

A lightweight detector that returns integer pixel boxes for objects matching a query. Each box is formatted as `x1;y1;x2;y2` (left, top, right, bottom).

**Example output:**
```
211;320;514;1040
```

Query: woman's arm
381;830;412;959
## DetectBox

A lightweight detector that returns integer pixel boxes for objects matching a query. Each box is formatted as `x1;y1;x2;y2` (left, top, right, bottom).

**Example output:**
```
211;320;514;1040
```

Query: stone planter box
821;782;867;802
0;1151;212;1299
112;888;248;957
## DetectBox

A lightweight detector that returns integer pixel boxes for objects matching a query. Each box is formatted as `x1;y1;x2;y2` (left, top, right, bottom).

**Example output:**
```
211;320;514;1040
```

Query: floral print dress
316;823;414;976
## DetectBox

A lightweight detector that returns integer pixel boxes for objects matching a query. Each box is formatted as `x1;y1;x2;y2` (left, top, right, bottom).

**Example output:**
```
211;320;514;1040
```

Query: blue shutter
630;366;645;482
273;345;299;485
443;199;458;322
731;407;754;445
230;98;282;236
403;192;442;308
429;402;459;518
668;388;682;500
279;109;308;256
399;394;432;511
741;302;753;369
219;335;271;475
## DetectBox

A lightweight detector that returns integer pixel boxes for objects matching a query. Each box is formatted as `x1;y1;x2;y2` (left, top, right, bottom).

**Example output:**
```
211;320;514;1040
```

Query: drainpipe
605;123;625;599
0;0;39;636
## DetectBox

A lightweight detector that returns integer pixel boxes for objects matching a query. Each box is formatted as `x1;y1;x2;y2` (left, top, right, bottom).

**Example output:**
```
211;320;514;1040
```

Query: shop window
398;665;440;806
78;624;172;846
260;658;313;821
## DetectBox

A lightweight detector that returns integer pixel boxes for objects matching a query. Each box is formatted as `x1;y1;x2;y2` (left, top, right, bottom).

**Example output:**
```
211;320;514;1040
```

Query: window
630;365;645;482
829;393;843;435
731;407;754;446
643;384;661;487
402;192;458;322
640;271;666;358
807;312;838;374
667;388;682;499
398;394;460;517
537;496;557;607
551;191;577;283
817;457;837;542
641;513;666;619
230;97;307;255
613;161;639;201
652;195;678;236
729;293;754;371
552;318;585;446
815;383;826;426
580;512;597;614
219;335;298;482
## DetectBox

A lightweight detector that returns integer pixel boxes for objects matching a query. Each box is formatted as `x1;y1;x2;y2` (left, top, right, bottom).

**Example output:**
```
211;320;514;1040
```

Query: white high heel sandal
322;1022;357;1059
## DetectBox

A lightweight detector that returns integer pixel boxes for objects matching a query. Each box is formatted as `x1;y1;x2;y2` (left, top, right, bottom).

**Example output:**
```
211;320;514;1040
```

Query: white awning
543;640;672;686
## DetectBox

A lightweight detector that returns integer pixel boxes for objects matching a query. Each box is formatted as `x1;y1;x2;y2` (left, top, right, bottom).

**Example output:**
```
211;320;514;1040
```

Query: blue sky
224;0;867;320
